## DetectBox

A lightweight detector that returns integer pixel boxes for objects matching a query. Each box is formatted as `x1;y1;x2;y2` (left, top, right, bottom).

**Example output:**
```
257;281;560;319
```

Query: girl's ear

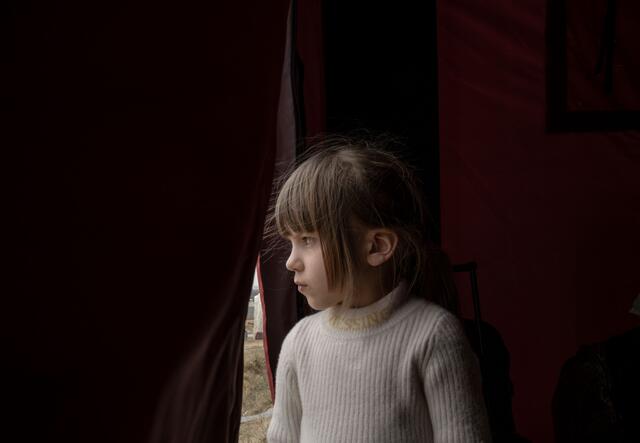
365;229;398;267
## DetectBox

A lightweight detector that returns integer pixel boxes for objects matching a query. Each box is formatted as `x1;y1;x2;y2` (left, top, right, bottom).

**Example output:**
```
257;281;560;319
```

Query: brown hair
262;134;459;316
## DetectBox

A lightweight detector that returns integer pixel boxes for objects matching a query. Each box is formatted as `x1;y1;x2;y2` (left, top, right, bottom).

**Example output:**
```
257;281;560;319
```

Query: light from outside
239;267;272;442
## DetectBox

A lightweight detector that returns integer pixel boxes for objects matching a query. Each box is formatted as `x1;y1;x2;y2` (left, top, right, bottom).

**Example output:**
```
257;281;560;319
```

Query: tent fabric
258;0;299;402
7;1;290;442
259;0;326;398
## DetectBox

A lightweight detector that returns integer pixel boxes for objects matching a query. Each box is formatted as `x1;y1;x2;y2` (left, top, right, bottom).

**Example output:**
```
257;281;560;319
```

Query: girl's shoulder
406;296;458;324
281;311;324;344
277;311;324;362
282;298;460;347
402;297;465;340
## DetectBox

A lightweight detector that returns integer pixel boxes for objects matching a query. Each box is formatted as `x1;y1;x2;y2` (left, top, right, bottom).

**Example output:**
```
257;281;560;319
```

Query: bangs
274;162;331;237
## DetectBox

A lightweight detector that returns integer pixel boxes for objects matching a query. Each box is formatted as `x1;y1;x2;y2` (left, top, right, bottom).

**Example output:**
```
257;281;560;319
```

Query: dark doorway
323;0;441;243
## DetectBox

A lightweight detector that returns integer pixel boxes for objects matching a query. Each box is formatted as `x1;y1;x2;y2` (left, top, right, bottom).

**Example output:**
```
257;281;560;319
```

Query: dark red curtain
438;1;640;442
259;0;325;397
6;1;289;442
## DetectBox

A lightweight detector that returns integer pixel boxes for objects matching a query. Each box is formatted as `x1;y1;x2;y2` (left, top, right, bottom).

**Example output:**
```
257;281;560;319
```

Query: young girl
263;135;491;442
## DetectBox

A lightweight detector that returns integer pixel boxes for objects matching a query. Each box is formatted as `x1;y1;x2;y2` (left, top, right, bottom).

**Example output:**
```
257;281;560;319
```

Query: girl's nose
285;250;302;272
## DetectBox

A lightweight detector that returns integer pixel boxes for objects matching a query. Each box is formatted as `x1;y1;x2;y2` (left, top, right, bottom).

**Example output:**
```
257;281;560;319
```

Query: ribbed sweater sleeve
422;312;492;442
267;325;302;443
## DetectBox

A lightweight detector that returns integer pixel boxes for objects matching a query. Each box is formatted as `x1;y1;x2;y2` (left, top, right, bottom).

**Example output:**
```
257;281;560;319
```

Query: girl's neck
326;279;411;332
347;268;396;308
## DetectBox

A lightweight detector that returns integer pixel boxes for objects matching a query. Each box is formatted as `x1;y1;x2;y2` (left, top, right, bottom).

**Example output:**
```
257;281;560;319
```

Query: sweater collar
325;280;410;331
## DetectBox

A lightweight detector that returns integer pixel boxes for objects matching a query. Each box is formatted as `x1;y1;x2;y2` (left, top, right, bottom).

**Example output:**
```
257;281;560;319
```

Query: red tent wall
438;1;640;442
7;1;289;442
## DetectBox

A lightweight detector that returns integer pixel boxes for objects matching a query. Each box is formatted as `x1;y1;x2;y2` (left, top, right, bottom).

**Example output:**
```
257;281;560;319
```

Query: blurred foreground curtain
5;1;289;442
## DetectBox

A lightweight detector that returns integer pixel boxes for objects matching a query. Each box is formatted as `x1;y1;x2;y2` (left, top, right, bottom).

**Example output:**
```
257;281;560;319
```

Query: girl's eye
302;236;314;246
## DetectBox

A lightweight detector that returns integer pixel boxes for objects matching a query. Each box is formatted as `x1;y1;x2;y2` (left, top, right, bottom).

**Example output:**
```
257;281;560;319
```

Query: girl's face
285;231;344;310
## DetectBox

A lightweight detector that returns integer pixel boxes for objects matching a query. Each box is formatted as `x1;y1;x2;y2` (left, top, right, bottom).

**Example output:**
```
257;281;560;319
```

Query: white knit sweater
266;281;492;443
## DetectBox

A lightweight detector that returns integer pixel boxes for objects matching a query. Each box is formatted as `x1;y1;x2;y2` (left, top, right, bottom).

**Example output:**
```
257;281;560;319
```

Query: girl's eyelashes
285;233;317;247
293;235;315;246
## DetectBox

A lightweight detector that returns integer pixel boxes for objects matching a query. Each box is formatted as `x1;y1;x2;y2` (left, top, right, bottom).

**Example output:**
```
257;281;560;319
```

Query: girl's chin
303;296;323;311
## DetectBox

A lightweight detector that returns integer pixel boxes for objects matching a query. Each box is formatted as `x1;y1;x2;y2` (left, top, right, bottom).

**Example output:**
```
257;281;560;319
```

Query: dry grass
239;417;271;443
239;333;272;442
242;340;272;415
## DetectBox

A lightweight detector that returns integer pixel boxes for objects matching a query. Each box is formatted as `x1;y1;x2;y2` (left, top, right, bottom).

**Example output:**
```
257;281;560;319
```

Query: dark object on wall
552;327;640;443
455;263;531;443
453;262;486;356
463;320;531;443
546;0;640;131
